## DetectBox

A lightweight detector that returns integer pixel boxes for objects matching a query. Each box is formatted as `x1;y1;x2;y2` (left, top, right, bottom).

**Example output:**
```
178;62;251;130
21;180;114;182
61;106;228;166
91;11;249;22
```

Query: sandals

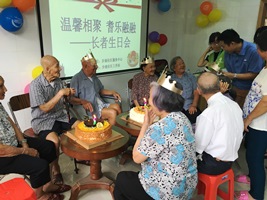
38;193;64;200
234;191;250;200
235;174;250;184
52;173;64;185
52;184;71;193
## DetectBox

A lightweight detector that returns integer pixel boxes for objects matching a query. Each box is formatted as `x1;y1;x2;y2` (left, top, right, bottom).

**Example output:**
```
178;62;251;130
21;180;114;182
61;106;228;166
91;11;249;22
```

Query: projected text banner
48;0;142;76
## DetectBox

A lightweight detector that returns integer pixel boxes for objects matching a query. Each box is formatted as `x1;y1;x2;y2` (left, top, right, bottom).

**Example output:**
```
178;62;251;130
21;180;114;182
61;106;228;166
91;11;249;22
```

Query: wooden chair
8;93;37;138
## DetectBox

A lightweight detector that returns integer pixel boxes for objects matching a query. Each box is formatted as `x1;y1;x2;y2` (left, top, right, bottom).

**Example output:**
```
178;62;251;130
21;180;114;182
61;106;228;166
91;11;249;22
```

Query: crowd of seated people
1;27;267;200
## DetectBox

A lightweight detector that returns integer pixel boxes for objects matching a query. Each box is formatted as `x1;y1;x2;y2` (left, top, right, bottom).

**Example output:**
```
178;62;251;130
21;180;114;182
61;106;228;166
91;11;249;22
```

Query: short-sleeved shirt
131;72;158;105
243;67;267;131
0;103;18;146
224;40;264;90
70;70;106;118
171;72;197;110
30;74;68;134
138;112;197;200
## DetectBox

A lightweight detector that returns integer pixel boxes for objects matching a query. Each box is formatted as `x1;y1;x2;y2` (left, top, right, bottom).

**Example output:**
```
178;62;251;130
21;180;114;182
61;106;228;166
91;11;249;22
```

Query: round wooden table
115;112;141;137
116;112;141;164
60;126;129;200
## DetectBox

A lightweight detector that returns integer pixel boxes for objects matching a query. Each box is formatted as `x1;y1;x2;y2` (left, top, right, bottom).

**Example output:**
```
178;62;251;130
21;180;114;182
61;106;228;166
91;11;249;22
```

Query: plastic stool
0;178;36;200
197;168;234;200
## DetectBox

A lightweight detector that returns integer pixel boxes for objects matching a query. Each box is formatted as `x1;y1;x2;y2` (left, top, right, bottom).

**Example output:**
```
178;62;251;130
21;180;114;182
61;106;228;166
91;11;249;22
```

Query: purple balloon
149;31;160;42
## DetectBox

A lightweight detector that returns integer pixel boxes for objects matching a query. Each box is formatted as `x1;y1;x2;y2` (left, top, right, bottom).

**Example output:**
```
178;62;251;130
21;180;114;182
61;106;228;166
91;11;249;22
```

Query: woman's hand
244;116;252;132
220;81;229;93
188;105;197;114
144;107;157;126
22;147;39;157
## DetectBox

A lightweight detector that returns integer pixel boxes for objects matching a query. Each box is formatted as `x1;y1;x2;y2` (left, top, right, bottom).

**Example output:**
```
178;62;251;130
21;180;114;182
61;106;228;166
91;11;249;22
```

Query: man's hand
61;88;76;96
81;99;94;112
188;105;197;115
23;147;39;157
112;91;121;101
220;81;229;93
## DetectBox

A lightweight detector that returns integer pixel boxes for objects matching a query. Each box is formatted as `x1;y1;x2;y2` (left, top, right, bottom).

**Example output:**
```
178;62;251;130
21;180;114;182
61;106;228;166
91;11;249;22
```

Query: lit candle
143;98;147;106
93;114;97;126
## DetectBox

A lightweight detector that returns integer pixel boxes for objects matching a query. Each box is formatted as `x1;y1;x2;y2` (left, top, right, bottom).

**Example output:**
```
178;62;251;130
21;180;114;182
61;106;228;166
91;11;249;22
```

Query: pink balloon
24;83;30;94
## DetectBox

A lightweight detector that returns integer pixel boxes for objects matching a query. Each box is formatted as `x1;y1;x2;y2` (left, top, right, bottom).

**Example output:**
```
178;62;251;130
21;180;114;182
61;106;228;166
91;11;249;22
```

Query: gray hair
169;56;182;71
150;82;184;112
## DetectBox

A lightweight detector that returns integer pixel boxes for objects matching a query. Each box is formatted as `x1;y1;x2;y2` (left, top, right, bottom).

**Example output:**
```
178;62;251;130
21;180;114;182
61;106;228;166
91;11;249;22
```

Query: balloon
158;0;171;12
0;0;12;8
12;0;36;12
149;31;160;42
196;14;209;28
32;66;43;79
208;9;222;22
200;1;213;15
158;34;168;46
0;7;23;32
24;83;30;94
149;43;161;55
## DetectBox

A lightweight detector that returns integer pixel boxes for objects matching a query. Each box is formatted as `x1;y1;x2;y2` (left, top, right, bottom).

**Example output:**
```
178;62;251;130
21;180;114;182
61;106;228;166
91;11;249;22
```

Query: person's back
195;72;243;175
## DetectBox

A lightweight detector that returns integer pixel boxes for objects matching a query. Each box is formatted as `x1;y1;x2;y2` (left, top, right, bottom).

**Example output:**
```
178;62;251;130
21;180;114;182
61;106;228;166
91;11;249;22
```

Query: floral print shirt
0;103;18;146
243;67;267;131
137;112;197;200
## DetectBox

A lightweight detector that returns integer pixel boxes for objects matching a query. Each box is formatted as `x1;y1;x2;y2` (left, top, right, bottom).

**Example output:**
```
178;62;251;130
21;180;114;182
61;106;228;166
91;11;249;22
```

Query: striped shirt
30;74;68;134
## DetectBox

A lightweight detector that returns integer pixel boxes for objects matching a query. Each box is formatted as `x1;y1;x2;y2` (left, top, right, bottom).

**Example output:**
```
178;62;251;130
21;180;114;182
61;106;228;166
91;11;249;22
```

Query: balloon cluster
148;31;168;55
24;66;43;93
155;0;171;12
196;1;222;28
0;0;36;32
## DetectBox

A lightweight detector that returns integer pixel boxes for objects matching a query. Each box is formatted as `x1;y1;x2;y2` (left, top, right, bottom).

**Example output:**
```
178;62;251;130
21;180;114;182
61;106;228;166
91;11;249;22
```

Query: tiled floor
58;141;267;200
1;141;266;199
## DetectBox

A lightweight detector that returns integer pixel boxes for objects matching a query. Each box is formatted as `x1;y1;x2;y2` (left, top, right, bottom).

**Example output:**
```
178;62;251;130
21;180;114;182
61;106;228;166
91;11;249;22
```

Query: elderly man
217;29;264;108
0;75;69;200
30;55;80;185
70;52;121;125
195;72;243;175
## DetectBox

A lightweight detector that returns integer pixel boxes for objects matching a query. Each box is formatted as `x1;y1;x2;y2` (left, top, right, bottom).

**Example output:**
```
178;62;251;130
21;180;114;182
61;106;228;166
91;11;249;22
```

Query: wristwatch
19;139;27;145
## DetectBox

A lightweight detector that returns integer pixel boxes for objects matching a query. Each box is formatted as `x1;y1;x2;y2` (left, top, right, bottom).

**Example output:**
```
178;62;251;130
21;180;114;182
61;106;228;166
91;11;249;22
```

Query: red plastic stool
0;178;37;200
197;168;234;200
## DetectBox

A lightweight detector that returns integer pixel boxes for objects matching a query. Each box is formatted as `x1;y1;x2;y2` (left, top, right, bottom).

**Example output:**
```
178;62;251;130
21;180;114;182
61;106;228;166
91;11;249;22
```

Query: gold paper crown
140;56;154;64
82;50;95;61
209;63;220;72
157;66;183;95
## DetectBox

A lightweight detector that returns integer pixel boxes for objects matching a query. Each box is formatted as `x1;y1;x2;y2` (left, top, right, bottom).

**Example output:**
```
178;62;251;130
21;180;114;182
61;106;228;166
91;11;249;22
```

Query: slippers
38;193;64;200
52;173;64;185
52;184;71;194
234;190;250;200
235;175;250;184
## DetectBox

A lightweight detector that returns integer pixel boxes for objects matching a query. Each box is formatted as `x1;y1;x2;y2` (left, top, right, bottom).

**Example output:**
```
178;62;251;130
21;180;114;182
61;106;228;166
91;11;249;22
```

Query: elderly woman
170;56;201;124
131;56;158;107
0;76;70;200
114;77;197;200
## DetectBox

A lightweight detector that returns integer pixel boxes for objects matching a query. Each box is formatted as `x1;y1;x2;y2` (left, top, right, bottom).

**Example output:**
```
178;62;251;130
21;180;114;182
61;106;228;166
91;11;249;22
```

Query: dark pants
197;152;233;175
0;137;57;188
246;127;267;200
182;108;201;124
114;171;154;200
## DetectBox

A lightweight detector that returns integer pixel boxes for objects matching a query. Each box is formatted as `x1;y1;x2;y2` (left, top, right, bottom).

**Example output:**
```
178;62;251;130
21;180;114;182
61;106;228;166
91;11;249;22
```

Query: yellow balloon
208;9;222;22
0;0;12;7
149;43;161;55
196;14;209;28
32;66;43;79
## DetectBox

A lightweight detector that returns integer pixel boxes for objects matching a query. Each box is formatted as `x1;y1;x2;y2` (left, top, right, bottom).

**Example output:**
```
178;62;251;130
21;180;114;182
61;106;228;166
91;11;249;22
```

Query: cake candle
93;114;97;126
143;98;147;106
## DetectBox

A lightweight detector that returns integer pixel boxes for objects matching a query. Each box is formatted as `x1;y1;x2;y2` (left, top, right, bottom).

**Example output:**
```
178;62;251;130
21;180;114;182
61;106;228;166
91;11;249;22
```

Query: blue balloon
0;7;23;32
158;0;171;12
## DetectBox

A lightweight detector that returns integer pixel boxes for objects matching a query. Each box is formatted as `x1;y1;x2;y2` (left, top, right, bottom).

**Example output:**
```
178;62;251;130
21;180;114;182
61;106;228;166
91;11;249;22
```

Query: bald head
197;72;220;94
41;55;59;72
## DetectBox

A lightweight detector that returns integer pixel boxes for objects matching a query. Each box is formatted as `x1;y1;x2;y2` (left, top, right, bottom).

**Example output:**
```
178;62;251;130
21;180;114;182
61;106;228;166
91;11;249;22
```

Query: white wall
0;0;261;128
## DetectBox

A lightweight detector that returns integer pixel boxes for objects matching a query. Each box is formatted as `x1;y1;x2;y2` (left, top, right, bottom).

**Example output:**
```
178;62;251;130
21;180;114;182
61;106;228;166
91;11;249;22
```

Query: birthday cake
129;106;159;124
74;119;112;144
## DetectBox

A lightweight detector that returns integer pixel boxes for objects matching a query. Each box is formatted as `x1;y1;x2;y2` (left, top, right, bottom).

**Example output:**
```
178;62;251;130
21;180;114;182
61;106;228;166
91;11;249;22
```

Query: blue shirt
171;72;197;110
224;40;264;90
70;70;104;118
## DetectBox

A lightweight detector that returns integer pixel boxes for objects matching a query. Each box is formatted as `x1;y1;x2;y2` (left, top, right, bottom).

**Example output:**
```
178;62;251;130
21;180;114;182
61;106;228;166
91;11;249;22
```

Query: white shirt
195;92;243;161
